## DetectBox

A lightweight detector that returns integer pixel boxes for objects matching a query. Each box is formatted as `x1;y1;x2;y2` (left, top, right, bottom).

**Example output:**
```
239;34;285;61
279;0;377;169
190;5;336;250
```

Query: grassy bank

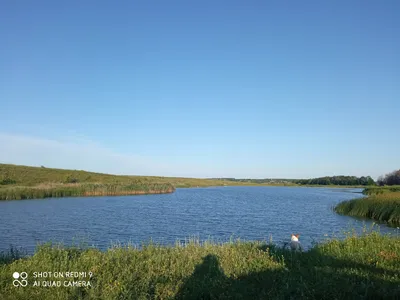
335;192;400;225
362;186;400;195
0;183;175;200
0;163;373;200
0;231;399;299
0;163;275;200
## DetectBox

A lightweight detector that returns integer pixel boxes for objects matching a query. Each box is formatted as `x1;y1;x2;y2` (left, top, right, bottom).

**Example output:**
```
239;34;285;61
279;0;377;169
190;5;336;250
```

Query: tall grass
363;186;400;195
0;183;175;200
0;231;399;299
335;192;400;225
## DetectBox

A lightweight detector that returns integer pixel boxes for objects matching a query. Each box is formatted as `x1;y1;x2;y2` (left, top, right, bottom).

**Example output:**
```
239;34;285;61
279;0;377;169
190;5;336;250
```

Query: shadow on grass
175;248;400;300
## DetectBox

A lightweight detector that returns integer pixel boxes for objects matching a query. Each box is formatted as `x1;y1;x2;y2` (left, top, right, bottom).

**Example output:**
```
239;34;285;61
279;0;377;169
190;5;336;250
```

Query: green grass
0;163;279;189
1;163;371;190
0;183;175;200
0;163;373;200
0;231;399;299
362;186;400;195
0;163;281;200
335;192;400;225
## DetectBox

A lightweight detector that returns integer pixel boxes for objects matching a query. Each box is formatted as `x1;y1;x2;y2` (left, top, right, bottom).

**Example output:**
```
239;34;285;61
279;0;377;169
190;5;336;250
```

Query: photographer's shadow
175;255;228;299
174;254;283;300
174;247;399;300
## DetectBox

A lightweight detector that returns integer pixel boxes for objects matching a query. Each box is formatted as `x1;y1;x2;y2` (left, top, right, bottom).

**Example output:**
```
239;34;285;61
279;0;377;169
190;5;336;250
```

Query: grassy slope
0;163;285;188
0;163;287;200
0;163;368;200
0;163;368;188
335;191;400;225
0;231;399;299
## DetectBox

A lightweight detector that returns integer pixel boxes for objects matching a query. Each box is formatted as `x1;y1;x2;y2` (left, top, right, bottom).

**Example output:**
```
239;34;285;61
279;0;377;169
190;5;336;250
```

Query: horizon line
0;162;376;181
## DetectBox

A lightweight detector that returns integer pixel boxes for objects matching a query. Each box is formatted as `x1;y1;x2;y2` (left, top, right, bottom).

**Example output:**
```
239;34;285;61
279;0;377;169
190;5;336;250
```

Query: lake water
0;186;397;254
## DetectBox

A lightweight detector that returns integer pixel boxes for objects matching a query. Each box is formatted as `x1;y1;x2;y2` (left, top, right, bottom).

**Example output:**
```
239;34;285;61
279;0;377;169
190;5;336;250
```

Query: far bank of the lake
1;163;375;200
1;181;370;201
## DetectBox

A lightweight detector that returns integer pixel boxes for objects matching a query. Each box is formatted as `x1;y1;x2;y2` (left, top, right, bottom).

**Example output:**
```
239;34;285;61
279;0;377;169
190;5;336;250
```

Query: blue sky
1;1;399;179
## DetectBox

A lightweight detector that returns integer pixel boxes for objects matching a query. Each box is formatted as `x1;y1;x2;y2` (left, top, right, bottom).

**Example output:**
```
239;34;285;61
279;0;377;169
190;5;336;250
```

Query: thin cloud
0;133;387;179
0;133;176;176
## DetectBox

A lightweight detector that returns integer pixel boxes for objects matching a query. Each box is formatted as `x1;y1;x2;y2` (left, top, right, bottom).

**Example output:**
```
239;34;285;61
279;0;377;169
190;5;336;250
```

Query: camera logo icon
13;272;28;287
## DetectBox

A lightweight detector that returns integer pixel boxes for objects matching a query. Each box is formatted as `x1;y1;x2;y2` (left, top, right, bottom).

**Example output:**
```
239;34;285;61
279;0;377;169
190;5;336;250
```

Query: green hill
0;163;250;188
0;163;278;200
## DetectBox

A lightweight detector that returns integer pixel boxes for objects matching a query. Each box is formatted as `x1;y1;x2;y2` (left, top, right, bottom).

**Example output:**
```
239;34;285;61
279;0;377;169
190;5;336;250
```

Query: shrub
0;177;17;185
65;175;80;184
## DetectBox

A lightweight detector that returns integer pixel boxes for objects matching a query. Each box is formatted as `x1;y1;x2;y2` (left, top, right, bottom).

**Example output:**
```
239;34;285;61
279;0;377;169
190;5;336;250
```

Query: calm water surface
0;186;397;253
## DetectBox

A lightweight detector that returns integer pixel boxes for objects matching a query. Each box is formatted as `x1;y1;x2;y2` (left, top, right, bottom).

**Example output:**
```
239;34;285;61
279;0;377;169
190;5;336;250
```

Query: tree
376;169;400;186
366;176;375;185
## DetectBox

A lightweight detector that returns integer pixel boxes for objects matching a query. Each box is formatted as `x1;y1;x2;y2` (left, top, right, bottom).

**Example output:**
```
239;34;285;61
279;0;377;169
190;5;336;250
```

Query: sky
0;1;399;179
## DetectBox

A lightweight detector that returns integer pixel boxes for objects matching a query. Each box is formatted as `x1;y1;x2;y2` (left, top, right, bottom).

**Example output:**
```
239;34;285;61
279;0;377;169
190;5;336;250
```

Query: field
335;191;400;226
0;230;399;299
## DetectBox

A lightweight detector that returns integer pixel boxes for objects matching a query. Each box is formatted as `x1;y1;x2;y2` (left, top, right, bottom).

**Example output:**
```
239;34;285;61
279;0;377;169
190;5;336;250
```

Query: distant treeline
211;176;376;186
295;176;375;186
213;171;400;187
377;169;400;186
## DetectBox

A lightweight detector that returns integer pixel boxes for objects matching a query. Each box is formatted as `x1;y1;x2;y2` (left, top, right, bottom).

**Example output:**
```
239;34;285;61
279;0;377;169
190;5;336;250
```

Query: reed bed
0;183;175;200
335;192;400;225
0;231;399;299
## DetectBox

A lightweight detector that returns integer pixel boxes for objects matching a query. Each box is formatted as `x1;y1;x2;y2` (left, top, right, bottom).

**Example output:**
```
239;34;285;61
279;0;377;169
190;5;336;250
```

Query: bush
65;175;79;183
0;178;17;185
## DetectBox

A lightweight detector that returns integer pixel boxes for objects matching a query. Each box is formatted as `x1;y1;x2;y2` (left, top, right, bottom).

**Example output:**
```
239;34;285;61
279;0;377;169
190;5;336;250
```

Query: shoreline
0;183;175;201
176;184;366;189
1;231;398;299
0;183;366;201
